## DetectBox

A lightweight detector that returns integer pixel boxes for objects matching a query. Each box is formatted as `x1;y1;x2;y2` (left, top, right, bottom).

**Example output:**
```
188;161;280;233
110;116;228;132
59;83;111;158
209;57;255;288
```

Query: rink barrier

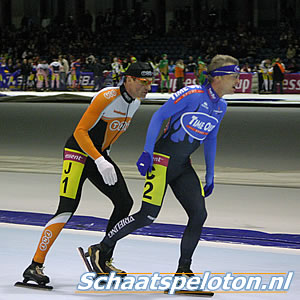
1;210;300;249
3;71;300;93
1;91;300;106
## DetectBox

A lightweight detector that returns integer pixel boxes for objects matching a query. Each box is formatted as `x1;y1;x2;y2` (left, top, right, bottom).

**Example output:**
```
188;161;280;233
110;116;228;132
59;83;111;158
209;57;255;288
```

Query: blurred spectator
50;58;63;90
83;55;95;72
0;58;9;90
103;70;113;87
120;57;130;73
149;56;160;77
260;59;272;92
253;62;264;93
20;58;32;91
58;55;69;90
286;59;300;73
185;56;197;74
286;44;296;60
91;58;105;92
196;56;207;85
168;60;175;73
111;57;121;86
272;58;285;94
159;54;170;92
28;59;37;90
36;60;50;91
175;59;185;91
130;56;137;63
7;59;21;89
6;58;14;73
86;55;96;65
241;62;252;72
71;58;81;90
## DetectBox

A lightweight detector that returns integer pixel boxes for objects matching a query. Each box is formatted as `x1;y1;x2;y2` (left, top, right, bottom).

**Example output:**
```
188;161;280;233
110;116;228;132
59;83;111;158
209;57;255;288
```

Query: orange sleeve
73;89;120;160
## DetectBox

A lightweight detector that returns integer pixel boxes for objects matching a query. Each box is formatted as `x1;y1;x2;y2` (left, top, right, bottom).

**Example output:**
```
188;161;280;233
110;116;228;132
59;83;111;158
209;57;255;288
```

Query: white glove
95;156;117;186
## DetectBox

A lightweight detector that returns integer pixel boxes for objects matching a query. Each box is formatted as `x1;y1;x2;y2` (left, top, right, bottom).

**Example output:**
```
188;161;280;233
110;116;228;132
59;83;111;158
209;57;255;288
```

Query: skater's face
220;73;240;95
212;72;240;97
125;76;152;99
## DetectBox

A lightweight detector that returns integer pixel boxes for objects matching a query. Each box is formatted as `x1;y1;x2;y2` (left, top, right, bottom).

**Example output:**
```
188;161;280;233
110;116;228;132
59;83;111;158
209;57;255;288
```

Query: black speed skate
164;266;214;297
88;243;126;278
15;262;53;290
175;266;195;278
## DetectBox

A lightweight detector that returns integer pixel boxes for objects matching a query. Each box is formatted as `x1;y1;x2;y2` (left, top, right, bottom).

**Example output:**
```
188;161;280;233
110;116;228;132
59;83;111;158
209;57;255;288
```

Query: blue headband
209;65;240;77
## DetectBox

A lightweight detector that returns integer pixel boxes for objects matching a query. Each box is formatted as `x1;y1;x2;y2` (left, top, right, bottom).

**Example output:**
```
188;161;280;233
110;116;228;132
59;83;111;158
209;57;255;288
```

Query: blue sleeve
143;93;191;154
203;128;218;176
203;110;223;176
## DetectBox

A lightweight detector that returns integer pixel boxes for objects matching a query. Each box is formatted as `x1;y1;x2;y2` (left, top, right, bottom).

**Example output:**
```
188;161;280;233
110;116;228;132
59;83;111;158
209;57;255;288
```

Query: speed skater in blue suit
88;54;240;278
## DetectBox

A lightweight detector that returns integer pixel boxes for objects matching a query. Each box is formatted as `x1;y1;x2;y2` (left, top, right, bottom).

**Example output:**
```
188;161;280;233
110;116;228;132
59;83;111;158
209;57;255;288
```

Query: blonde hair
207;54;239;83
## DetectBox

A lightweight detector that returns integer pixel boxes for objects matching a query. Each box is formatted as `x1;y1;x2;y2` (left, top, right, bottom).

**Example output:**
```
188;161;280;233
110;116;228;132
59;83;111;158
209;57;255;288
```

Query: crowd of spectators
0;7;300;92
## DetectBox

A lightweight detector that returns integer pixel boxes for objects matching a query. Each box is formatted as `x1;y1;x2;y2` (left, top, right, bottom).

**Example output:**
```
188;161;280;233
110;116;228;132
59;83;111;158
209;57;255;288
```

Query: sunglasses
129;76;153;86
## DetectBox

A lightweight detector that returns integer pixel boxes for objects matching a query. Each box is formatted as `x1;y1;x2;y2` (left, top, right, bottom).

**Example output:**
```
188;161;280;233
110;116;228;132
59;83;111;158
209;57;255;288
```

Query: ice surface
1;224;299;300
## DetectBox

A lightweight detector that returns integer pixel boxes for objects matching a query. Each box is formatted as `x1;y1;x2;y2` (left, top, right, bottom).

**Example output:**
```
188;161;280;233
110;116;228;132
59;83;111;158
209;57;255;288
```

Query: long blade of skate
77;247;93;272
164;289;214;297
14;281;53;290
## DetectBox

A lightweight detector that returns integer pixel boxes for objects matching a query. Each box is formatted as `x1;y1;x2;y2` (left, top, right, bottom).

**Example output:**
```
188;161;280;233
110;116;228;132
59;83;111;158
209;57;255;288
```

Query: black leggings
54;149;133;235
102;154;207;267
33;147;134;264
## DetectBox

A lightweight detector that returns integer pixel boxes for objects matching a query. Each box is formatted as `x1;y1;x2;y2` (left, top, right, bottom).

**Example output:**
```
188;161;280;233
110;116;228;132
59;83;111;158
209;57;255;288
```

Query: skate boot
175;265;194;279
23;261;50;285
88;243;126;278
15;261;52;290
164;265;214;297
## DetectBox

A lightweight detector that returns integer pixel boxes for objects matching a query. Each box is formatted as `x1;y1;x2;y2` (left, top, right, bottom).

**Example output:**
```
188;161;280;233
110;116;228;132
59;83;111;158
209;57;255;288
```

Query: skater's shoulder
170;85;205;103
92;87;121;103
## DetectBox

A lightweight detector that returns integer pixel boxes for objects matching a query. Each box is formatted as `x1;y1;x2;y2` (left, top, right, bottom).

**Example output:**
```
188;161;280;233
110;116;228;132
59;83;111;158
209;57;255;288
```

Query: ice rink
0;96;300;299
1;223;300;300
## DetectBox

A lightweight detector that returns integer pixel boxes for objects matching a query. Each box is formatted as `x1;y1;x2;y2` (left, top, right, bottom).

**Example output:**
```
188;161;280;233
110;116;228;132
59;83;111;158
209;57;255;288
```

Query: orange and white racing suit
32;85;141;264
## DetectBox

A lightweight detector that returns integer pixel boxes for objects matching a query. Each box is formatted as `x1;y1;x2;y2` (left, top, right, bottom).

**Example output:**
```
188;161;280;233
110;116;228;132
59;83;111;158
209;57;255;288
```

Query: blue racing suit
145;83;227;181
102;83;227;268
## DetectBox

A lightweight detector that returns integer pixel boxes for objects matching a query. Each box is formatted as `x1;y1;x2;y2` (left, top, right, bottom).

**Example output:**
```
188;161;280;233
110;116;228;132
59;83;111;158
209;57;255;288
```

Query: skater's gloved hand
136;151;153;176
204;173;214;197
95;156;117;186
